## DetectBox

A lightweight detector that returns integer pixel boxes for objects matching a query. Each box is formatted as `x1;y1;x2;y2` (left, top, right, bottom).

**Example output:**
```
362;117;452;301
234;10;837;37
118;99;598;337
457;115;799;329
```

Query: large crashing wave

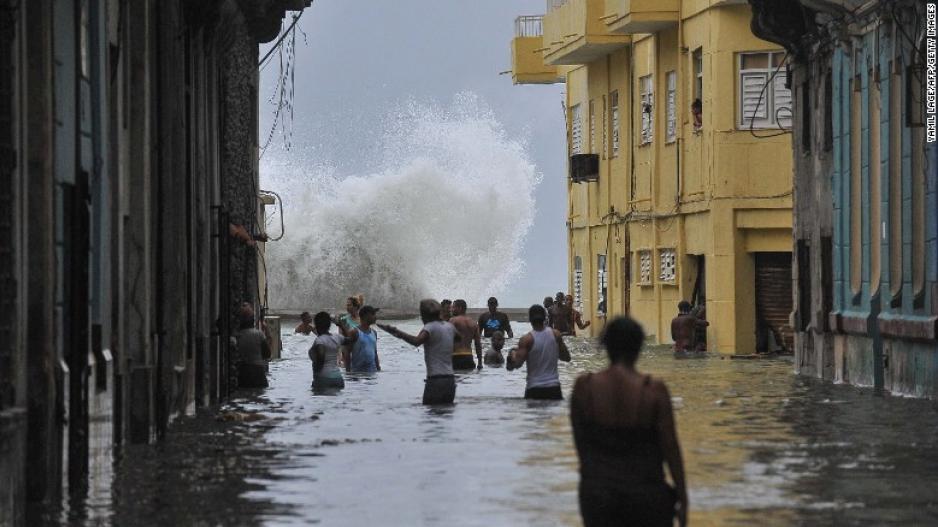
262;93;541;310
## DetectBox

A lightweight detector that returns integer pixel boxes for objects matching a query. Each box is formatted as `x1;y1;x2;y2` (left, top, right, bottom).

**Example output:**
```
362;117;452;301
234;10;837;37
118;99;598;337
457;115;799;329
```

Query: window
738;51;791;129
665;71;677;143
869;71;882;295
602;96;608;159
659;249;676;282
693;48;703;102
610;90;620;157
639;75;653;144
849;64;862;298
638;250;653;285
597;255;607;315
888;64;902;304
570;103;583;154
574;256;583;311
824;70;833;151
801;81;811;151
589;100;596;154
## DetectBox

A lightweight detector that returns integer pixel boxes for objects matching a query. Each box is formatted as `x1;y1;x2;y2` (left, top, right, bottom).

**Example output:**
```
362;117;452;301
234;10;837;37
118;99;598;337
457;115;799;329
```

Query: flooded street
50;320;938;526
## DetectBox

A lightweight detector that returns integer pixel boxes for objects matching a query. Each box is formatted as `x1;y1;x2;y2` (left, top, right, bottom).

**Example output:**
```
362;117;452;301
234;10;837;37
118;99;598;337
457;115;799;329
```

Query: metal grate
514;15;544;37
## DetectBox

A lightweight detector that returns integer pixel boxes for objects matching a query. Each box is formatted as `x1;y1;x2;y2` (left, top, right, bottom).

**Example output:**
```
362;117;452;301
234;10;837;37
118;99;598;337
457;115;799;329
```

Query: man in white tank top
378;299;461;405
507;304;571;400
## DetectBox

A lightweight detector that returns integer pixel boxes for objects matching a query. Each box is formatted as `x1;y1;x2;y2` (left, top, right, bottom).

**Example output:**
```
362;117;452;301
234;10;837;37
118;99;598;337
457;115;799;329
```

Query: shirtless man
671;301;708;353
449;299;483;370
295;311;314;335
549;293;572;335
484;330;506;366
543;297;555;327
566;294;591;336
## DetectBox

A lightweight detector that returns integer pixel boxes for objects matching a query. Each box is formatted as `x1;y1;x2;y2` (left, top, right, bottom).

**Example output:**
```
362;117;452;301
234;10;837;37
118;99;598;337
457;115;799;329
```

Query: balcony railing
515;15;544;37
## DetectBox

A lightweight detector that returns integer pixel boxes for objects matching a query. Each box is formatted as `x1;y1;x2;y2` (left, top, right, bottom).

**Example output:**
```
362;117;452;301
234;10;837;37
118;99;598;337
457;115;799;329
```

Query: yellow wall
527;2;793;352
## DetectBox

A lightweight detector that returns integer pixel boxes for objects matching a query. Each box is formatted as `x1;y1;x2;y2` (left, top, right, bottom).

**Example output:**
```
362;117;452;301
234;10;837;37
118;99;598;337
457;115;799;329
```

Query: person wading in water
379;299;461;405
440;299;453;322
449;299;483;370
478;296;513;338
571;316;687;527
506;304;570;400
339;305;381;373
549;292;572;335
309;311;346;393
336;295;363;368
484;330;506;367
566;293;591;336
295;311;314;335
671;300;708;354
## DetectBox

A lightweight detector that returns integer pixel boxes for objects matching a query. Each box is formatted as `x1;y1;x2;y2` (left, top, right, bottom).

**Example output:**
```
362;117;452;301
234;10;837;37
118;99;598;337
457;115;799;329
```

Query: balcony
542;0;631;66
604;0;679;35
510;16;563;84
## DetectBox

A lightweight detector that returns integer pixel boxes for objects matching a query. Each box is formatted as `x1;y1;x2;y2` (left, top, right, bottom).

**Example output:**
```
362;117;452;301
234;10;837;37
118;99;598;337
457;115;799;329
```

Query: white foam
262;93;541;310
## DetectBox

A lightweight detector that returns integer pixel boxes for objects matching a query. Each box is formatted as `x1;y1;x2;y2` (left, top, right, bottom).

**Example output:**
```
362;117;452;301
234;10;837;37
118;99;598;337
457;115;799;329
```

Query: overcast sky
259;1;566;307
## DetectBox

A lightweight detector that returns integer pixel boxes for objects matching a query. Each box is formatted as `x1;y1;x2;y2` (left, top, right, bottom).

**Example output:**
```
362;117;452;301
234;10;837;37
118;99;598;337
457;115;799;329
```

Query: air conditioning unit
570;153;599;183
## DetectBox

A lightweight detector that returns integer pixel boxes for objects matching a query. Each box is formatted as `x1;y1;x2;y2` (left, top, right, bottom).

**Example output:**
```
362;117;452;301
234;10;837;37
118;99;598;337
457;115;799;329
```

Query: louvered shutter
773;74;792;128
666;72;676;141
741;72;768;127
571;104;582;154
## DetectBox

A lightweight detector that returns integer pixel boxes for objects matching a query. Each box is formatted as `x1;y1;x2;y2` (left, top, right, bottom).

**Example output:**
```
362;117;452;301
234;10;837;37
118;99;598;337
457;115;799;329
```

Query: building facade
0;1;307;524
511;0;794;353
750;0;938;396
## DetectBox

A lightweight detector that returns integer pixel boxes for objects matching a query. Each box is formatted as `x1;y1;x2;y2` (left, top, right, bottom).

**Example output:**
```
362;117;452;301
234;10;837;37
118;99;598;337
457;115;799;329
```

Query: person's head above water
452;299;468;316
300;311;312;324
529;304;547;326
600;316;646;365
419;299;442;324
487;297;498;314
239;303;255;329
346;295;363;315
543;296;554;308
358;305;379;325
678;300;692;315
491;330;505;351
313;311;332;335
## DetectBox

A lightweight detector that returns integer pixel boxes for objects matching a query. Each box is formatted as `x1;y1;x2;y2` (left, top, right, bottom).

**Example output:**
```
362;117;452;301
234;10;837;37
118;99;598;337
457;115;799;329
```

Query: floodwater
45;319;938;526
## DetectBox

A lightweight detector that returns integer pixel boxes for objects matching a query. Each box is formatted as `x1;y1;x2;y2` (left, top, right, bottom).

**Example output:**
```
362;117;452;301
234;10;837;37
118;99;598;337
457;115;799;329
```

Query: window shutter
571;104;582;154
741;72;768;126
774;74;792;128
666;72;676;142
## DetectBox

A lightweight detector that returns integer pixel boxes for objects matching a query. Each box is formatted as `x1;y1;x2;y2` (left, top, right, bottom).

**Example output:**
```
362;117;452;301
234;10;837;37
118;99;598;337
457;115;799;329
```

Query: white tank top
422;321;455;377
526;328;560;389
311;333;344;379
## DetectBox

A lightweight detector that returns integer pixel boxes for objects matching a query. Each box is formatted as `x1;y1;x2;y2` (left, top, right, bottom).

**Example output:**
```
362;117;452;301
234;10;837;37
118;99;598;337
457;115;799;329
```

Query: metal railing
546;0;569;11
514;15;544;37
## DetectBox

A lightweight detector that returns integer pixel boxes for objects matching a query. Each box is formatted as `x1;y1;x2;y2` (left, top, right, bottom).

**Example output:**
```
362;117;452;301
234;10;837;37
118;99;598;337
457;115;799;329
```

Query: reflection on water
47;320;938;526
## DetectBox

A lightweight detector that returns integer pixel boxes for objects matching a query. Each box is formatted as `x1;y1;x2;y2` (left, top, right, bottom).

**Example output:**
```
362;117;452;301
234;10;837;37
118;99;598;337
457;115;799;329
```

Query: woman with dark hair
571;316;687;527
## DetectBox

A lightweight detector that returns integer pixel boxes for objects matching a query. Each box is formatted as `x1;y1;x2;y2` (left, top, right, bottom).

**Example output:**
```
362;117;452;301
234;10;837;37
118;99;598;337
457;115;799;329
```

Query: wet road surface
44;319;938;526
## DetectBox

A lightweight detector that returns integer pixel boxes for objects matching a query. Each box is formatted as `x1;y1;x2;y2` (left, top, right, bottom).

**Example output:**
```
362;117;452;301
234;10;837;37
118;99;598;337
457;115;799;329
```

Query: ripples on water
50;320;938;526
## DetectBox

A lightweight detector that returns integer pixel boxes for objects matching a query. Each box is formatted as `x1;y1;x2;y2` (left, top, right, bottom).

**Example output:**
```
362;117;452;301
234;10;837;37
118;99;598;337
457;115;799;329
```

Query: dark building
749;0;937;395
0;1;308;524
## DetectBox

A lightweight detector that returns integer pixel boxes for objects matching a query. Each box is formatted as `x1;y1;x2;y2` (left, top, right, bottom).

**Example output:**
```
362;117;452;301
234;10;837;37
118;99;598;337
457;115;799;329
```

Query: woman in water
336;294;363;369
570;316;687;527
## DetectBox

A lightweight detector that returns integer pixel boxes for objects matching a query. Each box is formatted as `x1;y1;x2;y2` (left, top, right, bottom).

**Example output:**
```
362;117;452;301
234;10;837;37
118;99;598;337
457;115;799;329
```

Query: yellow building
510;0;793;354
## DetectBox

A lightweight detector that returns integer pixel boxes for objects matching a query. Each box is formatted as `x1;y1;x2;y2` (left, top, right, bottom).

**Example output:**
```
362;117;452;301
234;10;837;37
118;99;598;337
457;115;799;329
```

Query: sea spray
262;93;541;310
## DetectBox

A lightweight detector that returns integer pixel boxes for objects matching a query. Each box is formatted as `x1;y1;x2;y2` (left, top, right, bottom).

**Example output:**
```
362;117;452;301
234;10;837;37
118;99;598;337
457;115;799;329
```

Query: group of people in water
287;293;688;526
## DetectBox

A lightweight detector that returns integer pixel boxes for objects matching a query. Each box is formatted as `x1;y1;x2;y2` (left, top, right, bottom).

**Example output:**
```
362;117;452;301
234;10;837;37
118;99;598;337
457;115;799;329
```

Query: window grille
659;249;676;282
570;103;582;154
666;71;677;142
638;250;653;285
